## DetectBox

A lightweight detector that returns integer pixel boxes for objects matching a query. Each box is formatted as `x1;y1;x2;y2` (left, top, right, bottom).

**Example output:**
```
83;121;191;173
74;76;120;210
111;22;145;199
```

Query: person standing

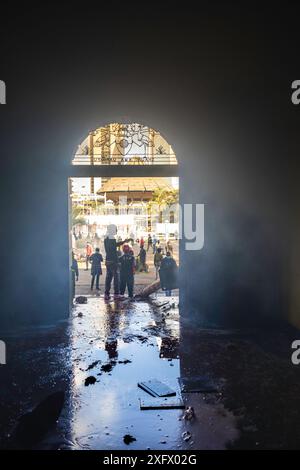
159;251;178;296
139;245;147;272
89;247;103;290
166;239;173;255
152;234;157;254
85;242;92;270
71;251;79;299
120;244;136;298
147;234;153;251
104;224;132;299
140;236;145;249
154;247;163;279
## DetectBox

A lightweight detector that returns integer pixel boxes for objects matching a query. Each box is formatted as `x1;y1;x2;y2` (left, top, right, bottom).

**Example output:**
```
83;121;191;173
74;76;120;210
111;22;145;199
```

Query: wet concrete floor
3;295;300;449
47;296;238;450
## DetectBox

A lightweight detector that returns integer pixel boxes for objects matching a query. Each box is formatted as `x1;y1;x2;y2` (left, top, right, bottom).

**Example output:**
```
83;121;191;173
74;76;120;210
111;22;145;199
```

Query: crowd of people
71;225;178;300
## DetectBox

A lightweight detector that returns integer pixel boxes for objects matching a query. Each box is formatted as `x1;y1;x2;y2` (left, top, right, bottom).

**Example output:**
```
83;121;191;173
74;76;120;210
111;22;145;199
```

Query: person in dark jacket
71;251;79;299
89;247;103;290
154;247;163;279
147;234;153;251
104;224;132;298
120;244;136;298
138;246;147;272
159;251;178;296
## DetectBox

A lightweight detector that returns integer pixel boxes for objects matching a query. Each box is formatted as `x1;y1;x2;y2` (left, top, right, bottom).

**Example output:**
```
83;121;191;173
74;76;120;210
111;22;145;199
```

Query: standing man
140;236;145;249
147;234;153;251
71;251;79;299
85;242;92;270
89;247;103;291
154;247;163;279
166;239;173;255
152;234;157;254
120;244;136;298
104;224;132;299
159;251;178;296
139;245;147;272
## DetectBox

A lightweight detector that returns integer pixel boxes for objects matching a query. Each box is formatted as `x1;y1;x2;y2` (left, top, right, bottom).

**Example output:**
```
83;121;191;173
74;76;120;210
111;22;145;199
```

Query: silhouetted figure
138;246;147;272
71;251;79;299
152;234;157;254
166;239;173;255
140;237;145;249
159;251;178;296
120;244;136;298
89;247;103;290
85;242;92;270
154;247;163;279
147;234;153;251
104;224;132;298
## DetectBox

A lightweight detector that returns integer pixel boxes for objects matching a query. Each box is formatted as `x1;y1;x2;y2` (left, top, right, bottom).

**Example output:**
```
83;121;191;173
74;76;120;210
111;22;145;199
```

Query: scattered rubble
75;296;88;304
140;397;184;410
85;376;97;386
183;406;195;421
123;434;136;445
138;379;176;397
182;431;192;442
86;360;101;371
101;362;116;373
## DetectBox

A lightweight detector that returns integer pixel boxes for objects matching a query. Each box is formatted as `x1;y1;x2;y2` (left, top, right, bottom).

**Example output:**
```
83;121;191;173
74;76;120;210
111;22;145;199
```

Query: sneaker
114;294;124;300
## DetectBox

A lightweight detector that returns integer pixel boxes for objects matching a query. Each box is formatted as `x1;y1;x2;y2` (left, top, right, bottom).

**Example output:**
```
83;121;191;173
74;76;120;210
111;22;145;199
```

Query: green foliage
148;188;179;212
72;205;86;226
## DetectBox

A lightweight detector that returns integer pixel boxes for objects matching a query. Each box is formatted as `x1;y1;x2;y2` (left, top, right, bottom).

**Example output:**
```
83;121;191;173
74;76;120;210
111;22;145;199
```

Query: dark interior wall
0;4;299;329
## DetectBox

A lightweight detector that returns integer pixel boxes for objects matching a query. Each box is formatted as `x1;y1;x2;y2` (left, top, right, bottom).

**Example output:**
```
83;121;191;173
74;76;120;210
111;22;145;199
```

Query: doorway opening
65;124;183;449
69;176;179;298
68;122;179;302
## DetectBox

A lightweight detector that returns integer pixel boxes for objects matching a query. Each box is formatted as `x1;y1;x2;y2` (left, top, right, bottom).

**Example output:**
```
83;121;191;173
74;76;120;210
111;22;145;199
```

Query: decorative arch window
72;123;177;166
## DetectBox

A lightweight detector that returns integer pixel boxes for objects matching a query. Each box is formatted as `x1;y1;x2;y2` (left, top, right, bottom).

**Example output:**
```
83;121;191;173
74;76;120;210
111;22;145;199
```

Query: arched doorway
66;124;183;450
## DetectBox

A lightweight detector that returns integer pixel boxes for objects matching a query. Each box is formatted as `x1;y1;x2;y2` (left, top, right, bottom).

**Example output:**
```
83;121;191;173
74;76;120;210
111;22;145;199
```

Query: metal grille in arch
72;123;177;166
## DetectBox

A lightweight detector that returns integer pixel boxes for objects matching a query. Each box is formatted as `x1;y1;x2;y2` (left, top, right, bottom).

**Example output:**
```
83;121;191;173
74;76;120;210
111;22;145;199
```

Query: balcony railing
72;153;178;166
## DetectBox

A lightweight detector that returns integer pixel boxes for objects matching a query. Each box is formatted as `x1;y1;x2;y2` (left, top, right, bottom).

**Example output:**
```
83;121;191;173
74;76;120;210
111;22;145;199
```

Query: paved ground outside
75;241;179;297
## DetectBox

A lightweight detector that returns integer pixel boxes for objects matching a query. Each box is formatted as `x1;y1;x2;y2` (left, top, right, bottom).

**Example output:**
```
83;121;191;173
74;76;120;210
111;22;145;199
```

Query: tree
147;188;179;221
148;188;179;210
72;205;86;226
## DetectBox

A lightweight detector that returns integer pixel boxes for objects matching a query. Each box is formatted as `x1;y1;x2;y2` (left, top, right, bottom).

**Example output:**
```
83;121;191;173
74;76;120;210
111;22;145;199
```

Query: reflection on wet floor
35;296;239;451
64;296;184;450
